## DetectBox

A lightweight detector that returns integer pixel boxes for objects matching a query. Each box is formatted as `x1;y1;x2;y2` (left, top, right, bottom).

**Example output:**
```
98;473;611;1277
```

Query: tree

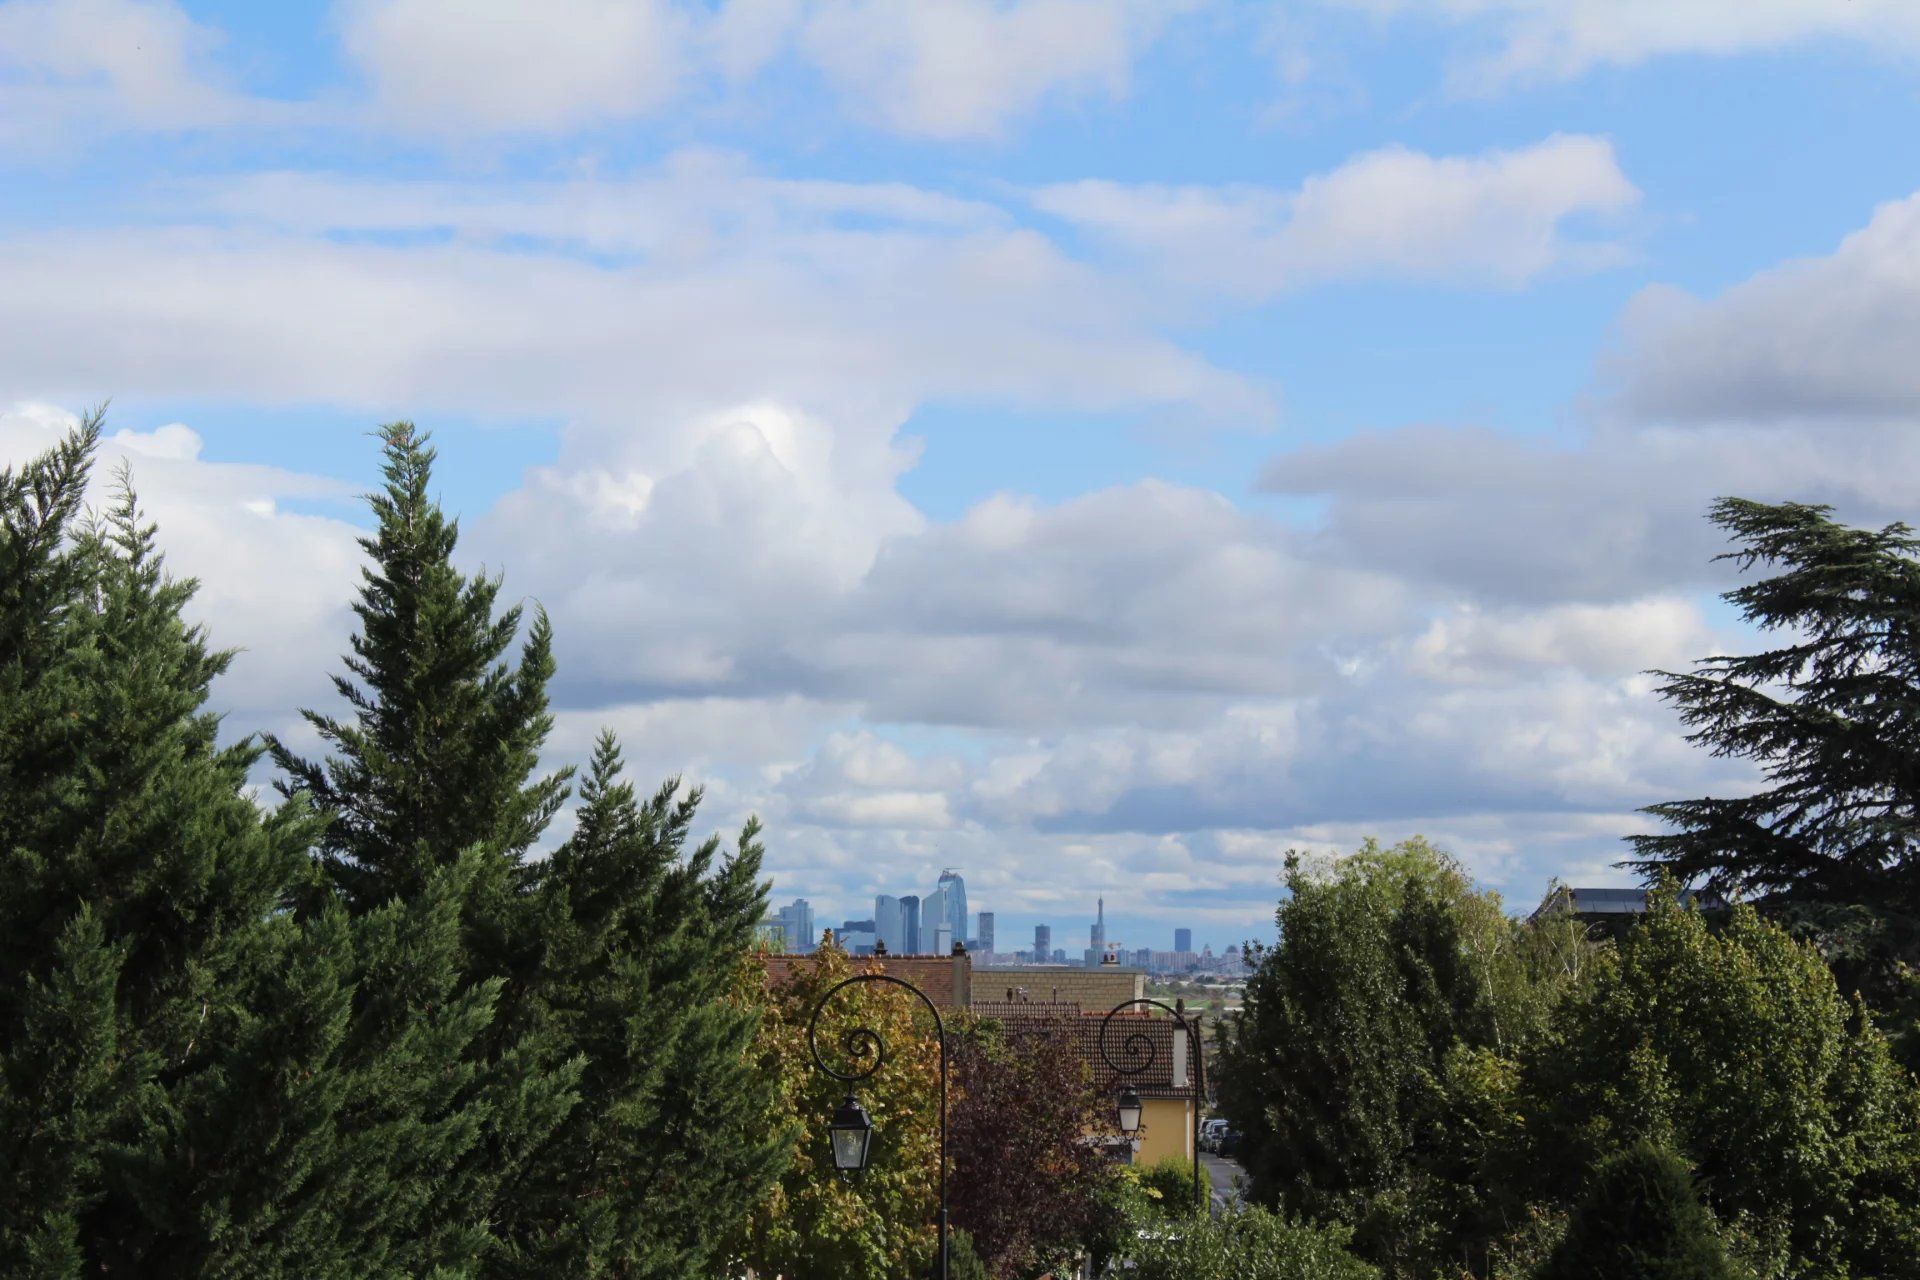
733;944;944;1280
1123;1204;1379;1280
947;1016;1118;1277
1628;499;1920;1056
0;420;494;1276
1214;837;1590;1278
1523;886;1920;1279
1537;1141;1739;1280
496;732;790;1276
269;422;582;1269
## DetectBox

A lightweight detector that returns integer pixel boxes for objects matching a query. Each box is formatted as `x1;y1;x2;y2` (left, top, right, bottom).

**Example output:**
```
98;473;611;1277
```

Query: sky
5;0;1920;955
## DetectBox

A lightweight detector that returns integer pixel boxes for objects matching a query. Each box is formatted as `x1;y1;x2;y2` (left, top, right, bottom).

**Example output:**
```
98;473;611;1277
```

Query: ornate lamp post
807;972;951;1279
1098;997;1208;1214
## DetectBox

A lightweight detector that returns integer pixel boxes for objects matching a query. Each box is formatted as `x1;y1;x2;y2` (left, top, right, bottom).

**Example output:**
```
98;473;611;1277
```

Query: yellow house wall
1133;1097;1193;1168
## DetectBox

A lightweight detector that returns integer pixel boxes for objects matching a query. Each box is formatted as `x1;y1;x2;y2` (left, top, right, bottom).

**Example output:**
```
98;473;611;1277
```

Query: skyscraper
977;911;995;954
937;869;969;947
1086;897;1107;967
875;895;905;953
921;885;948;955
1175;927;1192;953
1034;923;1051;959
900;894;921;955
776;898;814;953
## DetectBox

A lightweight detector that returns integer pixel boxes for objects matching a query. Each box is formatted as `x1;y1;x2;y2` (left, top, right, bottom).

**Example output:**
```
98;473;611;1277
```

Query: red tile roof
973;1002;1203;1101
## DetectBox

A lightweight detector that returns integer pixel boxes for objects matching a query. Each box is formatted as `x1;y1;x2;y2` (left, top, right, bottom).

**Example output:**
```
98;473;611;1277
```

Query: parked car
1215;1127;1245;1159
1199;1119;1228;1152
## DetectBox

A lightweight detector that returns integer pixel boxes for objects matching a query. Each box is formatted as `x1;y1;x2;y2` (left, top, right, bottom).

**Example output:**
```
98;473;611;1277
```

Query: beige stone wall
974;966;1145;1011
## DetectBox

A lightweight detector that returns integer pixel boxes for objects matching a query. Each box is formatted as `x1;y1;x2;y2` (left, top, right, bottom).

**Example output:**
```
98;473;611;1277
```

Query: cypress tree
269;422;580;1267
499;733;790;1275
0;418;492;1275
1539;1142;1737;1280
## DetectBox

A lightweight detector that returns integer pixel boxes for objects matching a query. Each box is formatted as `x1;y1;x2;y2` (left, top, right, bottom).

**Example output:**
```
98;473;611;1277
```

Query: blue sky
6;0;1920;953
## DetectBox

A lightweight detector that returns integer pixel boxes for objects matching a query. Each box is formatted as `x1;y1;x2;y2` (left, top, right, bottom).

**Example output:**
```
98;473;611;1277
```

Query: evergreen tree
497;733;789;1276
269;422;580;1268
1628;498;1920;930
0;418;496;1276
1537;1142;1737;1280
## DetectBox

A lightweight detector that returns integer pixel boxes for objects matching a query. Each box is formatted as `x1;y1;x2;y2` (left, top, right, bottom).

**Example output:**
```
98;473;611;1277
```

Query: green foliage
946;1228;992;1280
1123;1204;1379;1280
1524;885;1920;1279
732;944;943;1280
1537;1142;1739;1280
1628;499;1920;1065
1215;837;1592;1277
499;733;789;1275
1136;1155;1205;1220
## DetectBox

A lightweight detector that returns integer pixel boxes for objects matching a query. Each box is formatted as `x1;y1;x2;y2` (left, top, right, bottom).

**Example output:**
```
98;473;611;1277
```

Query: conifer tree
269;422;580;1266
1;418;499;1275
498;733;789;1276
1628;498;1920;911
1538;1142;1737;1280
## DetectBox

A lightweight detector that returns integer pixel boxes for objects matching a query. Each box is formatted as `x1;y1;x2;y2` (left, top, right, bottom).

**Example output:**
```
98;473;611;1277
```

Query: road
1199;1153;1246;1216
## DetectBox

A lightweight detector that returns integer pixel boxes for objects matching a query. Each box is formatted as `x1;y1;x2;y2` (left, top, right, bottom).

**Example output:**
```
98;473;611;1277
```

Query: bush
1537;1142;1739;1280
1124;1204;1379;1280
1137;1155;1205;1219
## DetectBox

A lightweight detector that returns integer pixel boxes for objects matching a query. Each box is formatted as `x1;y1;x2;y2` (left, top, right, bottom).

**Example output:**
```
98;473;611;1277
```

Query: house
972;999;1203;1168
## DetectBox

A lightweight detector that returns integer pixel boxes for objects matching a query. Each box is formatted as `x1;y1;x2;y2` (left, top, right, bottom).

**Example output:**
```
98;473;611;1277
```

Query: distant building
921;885;948;956
977;911;995;954
775;898;814;954
1531;885;1730;938
933;922;954;956
875;895;905;955
1174;927;1192;953
1085;897;1107;967
937;869;969;951
1034;923;1051;958
839;918;878;954
900;894;922;956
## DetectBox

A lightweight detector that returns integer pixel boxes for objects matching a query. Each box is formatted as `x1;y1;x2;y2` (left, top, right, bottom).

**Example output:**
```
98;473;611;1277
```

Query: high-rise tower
937;868;969;947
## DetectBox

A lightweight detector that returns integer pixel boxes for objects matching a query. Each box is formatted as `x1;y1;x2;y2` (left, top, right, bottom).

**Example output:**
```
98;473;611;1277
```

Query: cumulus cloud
0;403;362;726
1033;134;1639;297
1261;421;1920;605
1320;0;1920;89
1610;192;1920;426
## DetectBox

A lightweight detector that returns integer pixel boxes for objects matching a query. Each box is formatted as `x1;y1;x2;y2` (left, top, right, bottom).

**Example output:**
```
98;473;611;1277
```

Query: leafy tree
1523;886;1920;1279
1627;499;1920;1056
1537;1141;1739;1280
496;732;789;1275
1134;1155;1206;1221
1123;1204;1379;1280
947;1016;1118;1277
1215;837;1590;1278
733;943;944;1280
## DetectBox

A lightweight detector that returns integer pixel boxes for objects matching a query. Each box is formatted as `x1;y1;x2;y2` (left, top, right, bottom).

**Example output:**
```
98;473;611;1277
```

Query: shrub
1124;1204;1378;1280
1537;1141;1739;1280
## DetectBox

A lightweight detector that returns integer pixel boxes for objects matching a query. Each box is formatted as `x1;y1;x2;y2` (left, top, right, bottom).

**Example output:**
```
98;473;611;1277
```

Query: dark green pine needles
2;417;787;1277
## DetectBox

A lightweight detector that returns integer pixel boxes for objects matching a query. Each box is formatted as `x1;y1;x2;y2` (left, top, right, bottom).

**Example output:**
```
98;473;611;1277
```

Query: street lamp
829;1093;874;1175
808;972;951;1279
1098;997;1208;1215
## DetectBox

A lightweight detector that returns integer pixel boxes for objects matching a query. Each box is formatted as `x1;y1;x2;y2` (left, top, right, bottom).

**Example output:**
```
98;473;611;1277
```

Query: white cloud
0;0;257;143
0;403;362;726
796;0;1178;139
1610;192;1920;427
1322;0;1920;89
336;0;687;133
1034;134;1638;298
